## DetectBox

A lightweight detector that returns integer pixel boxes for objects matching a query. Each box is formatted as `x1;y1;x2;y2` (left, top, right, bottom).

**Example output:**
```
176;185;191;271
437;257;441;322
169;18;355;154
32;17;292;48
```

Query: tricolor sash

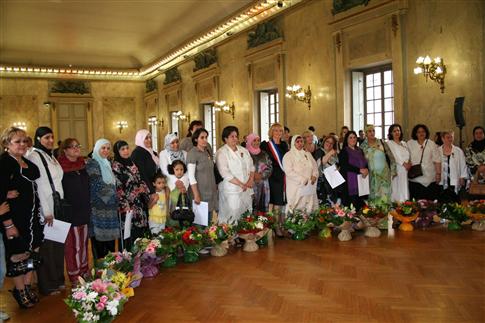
268;140;284;172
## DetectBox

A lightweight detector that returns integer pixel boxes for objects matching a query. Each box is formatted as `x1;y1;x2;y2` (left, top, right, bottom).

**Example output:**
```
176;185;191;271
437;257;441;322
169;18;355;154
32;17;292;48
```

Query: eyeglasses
68;144;82;149
11;139;29;145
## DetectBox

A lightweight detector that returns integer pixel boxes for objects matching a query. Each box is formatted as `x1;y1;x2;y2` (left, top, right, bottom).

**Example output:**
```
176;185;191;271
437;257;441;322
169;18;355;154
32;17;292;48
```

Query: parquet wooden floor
1;226;484;322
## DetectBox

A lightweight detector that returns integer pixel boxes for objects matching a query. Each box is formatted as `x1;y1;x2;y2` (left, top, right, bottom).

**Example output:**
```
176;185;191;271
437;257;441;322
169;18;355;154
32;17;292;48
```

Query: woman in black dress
0;127;43;308
260;123;288;237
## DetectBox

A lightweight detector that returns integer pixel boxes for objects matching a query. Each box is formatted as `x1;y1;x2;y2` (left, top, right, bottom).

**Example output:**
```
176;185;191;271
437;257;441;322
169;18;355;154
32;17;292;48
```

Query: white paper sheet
323;165;346;189
43;219;71;243
357;174;370;196
123;211;133;240
300;182;316;196
192;201;209;226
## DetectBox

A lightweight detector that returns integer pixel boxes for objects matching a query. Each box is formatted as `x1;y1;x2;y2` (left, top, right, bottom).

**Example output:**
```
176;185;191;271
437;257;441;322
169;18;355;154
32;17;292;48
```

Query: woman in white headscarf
131;129;159;194
283;135;319;214
159;133;187;176
86;139;119;259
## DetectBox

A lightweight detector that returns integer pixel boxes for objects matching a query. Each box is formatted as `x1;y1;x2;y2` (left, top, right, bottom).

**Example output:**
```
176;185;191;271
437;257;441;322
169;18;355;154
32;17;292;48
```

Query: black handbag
36;151;72;222
170;193;195;222
408;140;427;179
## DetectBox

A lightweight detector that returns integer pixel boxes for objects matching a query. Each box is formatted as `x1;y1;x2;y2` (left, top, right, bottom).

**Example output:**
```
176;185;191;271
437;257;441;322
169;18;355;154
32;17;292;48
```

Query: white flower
107;300;119;316
83;311;94;321
256;222;264;229
86;291;98;303
93;315;100;321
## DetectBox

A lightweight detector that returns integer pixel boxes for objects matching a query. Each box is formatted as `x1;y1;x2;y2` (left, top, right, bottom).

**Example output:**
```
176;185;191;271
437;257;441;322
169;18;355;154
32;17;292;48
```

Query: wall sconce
173;111;191;123
148;116;164;129
13;122;27;131
286;84;312;110
213;101;235;119
414;55;446;93
43;101;54;109
116;121;128;133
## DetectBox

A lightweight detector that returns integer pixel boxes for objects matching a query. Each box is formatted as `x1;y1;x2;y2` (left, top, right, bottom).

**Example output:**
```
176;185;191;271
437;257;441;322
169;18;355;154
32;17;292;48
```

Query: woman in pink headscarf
246;133;273;212
131;129;159;194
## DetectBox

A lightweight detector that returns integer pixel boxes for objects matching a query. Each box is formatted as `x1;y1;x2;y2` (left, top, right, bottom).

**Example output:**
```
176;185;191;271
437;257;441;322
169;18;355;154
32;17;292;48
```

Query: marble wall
1;0;483;150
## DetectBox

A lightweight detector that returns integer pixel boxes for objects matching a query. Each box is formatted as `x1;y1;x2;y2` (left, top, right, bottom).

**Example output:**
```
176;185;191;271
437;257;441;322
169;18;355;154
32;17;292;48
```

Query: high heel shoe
24;284;39;304
11;288;35;309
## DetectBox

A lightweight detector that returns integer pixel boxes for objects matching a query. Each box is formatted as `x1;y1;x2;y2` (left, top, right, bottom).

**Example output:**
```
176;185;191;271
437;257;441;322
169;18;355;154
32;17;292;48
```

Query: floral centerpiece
440;203;468;231
255;211;276;246
158;227;181;268
391;200;420;231
283;209;315;240
236;211;270;252
324;204;357;241
96;250;142;288
205;224;234;257
314;206;333;239
467;200;485;231
65;277;127;323
181;226;205;263
415;200;440;228
132;237;163;277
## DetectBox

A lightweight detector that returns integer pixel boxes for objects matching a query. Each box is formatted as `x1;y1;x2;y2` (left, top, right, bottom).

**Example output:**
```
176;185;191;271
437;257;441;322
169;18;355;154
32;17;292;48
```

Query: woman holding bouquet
283;135;319;214
216;126;255;225
246;133;272;212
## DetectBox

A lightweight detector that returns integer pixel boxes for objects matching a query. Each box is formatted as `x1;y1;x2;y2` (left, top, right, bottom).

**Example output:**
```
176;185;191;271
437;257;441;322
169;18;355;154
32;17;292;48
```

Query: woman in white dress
438;130;468;202
159;133;187;176
283;135;318;214
387;124;411;202
216;126;255;225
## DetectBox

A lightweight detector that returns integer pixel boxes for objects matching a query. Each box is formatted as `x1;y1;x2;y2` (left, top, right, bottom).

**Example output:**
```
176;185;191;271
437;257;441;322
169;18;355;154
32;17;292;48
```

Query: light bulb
414;67;423;74
416;56;424;64
435;66;443;74
434;57;441;63
423;56;432;65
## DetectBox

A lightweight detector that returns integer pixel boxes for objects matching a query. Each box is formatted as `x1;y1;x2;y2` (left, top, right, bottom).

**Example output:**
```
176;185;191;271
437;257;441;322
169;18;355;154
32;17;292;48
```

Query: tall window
352;65;394;139
203;103;216;154
259;89;279;142
170;112;179;136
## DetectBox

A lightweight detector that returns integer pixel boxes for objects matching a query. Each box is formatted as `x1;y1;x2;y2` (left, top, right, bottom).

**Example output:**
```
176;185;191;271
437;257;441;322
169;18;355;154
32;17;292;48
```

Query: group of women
0;120;483;311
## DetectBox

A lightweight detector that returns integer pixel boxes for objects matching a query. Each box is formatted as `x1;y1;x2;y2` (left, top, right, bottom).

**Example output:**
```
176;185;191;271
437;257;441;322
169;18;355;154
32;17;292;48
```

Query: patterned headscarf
92;138;116;185
164;133;185;163
135;129;159;165
245;133;261;155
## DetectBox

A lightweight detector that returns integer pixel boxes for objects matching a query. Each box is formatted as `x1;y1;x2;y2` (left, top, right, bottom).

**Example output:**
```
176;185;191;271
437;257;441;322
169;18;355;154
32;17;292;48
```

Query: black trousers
91;239;116;260
37;240;65;295
409;181;439;201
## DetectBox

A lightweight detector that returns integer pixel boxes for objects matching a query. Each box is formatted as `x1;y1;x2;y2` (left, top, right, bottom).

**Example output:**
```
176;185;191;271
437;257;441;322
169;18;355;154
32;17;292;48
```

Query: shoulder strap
419;140;428;164
36;150;56;195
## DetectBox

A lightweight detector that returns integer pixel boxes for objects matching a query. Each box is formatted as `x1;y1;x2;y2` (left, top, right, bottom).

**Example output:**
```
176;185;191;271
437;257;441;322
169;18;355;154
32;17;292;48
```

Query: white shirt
438;145;468;191
27;149;64;219
158;149;187;177
407;139;441;187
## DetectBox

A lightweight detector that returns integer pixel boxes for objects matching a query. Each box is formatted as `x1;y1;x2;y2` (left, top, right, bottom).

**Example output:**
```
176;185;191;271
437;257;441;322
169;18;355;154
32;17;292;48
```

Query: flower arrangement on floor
96;250;142;288
205;223;234;256
359;198;390;237
467;200;485;231
236;211;270;252
415;200;440;228
324;204;357;241
65;277;127;323
440;203;468;231
314;206;333;239
132;237;163;277
181;226;205;263
284;209;316;240
391;200;420;231
158;227;181;267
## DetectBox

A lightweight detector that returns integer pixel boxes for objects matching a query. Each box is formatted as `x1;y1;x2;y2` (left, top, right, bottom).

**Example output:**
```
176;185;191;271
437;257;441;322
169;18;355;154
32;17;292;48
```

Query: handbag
469;171;485;196
36;151;72;222
170;193;195;222
408;140;427;179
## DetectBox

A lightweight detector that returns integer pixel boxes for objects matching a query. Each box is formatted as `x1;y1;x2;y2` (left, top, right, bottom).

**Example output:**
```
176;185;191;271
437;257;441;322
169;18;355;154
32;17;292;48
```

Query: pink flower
91;279;108;293
113;292;122;300
72;291;87;300
146;246;155;254
99;295;109;304
115;255;123;263
96;302;105;311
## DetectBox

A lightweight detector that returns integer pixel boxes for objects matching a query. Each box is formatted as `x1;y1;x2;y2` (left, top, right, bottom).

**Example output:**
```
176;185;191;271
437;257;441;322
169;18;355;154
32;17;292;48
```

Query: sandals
24;285;39;303
11;288;35;309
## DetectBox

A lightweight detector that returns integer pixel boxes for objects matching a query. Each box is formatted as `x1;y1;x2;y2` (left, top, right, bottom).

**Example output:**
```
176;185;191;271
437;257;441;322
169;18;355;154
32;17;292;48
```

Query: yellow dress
149;191;168;225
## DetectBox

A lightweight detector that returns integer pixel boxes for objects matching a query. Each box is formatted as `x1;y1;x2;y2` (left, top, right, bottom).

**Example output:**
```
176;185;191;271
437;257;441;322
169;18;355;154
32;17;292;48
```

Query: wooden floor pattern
1;226;484;322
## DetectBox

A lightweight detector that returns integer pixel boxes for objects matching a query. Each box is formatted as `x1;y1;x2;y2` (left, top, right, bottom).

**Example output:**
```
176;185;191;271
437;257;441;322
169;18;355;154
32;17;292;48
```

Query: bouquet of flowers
467;200;485;231
391;200;420;231
415;200;440;228
440;203;468;230
65;277;127;323
325;204;357;227
159;227;181;267
132;237;163;277
314;206;333;239
236;211;268;234
97;250;134;273
467;200;485;214
181;226;204;263
284;209;315;240
205;223;234;256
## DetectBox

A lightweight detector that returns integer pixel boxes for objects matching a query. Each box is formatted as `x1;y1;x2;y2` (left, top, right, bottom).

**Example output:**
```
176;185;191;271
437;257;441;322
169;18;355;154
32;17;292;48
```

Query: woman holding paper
187;128;218;226
0;127;43;308
112;140;150;249
360;125;396;203
338;131;368;210
387;124;411;202
260;123;288;237
283;135;319;214
58;138;91;285
314;135;340;204
86;139;119;259
27;126;65;296
216;126;255;225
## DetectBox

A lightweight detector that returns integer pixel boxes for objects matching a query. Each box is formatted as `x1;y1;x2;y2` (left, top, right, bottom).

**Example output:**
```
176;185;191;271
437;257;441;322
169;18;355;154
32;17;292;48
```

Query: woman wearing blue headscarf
86;139;119;259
